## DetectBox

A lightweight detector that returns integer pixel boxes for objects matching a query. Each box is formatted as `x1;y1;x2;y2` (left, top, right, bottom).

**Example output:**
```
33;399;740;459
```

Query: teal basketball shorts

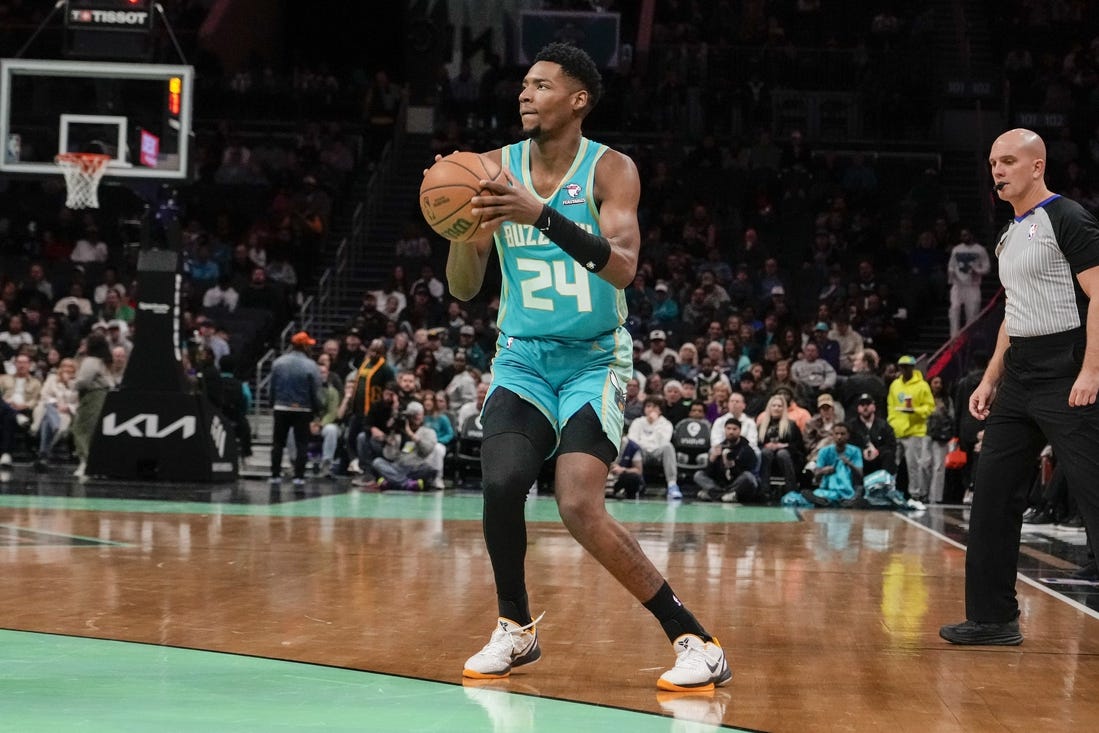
487;327;632;453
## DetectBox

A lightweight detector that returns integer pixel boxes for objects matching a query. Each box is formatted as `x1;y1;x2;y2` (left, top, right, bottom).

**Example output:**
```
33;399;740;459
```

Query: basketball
419;152;503;242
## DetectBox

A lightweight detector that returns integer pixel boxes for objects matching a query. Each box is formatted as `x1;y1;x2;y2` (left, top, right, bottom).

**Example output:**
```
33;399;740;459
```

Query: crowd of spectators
306;273;959;503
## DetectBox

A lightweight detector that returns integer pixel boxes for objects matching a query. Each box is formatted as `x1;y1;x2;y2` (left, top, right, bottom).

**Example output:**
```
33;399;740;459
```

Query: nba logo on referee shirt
1028;223;1038;240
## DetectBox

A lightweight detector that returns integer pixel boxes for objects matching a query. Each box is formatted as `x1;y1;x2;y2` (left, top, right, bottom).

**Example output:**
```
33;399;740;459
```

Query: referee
941;128;1099;645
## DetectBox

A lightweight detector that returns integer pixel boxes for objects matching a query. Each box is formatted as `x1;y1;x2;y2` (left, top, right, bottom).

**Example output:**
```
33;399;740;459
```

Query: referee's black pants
966;328;1099;622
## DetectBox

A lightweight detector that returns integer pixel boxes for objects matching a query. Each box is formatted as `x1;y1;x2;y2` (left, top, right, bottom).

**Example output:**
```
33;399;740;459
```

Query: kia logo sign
101;413;196;439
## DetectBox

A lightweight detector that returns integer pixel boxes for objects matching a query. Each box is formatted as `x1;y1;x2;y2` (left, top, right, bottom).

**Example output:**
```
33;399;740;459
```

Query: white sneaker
463;614;544;679
72;460;86;478
666;483;683;501
0;453;11;467
347;459;362;475
657;634;732;692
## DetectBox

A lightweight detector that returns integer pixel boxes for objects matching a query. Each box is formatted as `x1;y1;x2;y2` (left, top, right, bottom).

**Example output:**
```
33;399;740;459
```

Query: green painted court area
0;490;800;524
0;630;750;732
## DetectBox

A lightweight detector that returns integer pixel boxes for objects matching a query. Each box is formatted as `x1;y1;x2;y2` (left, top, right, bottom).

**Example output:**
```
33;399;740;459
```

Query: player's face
519;61;584;138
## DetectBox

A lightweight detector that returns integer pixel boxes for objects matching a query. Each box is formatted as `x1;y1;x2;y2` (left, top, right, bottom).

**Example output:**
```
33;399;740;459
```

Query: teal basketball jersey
493;137;628;340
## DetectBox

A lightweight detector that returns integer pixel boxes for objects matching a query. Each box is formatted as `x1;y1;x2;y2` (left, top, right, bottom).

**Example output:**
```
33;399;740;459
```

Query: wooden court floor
0;472;1097;732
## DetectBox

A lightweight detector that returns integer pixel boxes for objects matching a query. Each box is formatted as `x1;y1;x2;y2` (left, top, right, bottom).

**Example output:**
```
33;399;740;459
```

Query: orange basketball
419;151;503;242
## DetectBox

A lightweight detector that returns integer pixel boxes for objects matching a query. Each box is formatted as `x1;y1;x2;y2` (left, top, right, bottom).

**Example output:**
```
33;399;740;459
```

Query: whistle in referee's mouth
994;182;1007;191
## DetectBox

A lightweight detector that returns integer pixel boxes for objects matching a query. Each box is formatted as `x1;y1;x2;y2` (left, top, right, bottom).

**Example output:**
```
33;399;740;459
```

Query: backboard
0;58;193;181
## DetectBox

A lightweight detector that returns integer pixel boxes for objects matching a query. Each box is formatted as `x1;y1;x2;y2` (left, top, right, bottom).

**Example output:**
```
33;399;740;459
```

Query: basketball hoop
55;152;112;209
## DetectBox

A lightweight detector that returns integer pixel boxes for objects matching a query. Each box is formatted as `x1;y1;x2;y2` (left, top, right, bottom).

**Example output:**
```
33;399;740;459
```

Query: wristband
535;204;611;273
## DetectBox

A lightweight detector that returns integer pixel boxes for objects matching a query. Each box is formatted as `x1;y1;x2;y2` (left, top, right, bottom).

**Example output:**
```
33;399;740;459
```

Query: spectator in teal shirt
805;424;863;506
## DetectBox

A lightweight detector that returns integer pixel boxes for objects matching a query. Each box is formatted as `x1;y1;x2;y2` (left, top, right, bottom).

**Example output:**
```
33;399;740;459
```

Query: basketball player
442;43;729;691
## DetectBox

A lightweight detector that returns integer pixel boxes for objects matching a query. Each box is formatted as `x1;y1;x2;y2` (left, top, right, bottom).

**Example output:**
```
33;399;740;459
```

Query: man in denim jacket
270;331;324;486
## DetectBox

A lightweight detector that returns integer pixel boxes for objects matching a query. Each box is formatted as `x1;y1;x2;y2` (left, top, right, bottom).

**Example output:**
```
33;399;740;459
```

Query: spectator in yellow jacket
887;355;935;500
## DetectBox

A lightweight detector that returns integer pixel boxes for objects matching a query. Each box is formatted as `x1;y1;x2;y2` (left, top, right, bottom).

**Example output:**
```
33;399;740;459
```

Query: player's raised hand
471;168;544;228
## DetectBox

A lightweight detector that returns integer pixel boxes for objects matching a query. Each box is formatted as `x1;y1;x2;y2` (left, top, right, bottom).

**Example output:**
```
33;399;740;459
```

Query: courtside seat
672;418;711;484
453;413;484;486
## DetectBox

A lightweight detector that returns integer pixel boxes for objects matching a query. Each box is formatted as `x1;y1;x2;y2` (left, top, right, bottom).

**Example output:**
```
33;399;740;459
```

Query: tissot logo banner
69;9;151;27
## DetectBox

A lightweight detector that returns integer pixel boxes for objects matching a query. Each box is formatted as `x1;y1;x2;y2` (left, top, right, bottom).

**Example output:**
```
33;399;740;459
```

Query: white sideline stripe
894;511;1099;621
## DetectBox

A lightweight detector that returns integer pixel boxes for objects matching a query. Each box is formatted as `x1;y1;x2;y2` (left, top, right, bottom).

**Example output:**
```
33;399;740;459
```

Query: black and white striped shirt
995;195;1099;337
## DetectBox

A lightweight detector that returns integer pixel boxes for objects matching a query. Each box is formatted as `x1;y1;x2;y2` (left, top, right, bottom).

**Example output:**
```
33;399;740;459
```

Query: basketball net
55;152;111;209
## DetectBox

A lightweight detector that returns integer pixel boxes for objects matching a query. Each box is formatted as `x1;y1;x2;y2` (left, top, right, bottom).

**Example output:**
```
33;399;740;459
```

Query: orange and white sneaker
462;614;544;679
657;634;732;691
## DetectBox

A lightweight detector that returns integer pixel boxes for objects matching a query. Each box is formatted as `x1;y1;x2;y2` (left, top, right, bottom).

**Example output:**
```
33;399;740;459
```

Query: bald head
994;128;1046;160
989;128;1050;213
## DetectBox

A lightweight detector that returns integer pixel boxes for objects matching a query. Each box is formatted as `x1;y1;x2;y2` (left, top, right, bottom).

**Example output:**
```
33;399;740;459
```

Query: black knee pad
481;389;556;503
481;432;548;504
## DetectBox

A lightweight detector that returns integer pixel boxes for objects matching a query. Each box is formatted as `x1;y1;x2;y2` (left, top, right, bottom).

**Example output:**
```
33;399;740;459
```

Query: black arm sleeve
534;204;612;273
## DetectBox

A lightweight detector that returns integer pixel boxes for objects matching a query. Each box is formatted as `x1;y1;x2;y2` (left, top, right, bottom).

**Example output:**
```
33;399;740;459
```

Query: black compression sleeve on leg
534;204;611;273
482;431;546;627
480;389;558;627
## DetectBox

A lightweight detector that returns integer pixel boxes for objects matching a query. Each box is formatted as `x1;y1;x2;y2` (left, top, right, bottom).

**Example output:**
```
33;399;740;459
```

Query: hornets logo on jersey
493;138;628;340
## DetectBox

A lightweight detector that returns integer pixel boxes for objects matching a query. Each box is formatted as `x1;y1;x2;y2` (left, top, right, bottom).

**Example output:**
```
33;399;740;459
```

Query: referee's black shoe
939;619;1023;646
1021;506;1054;524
